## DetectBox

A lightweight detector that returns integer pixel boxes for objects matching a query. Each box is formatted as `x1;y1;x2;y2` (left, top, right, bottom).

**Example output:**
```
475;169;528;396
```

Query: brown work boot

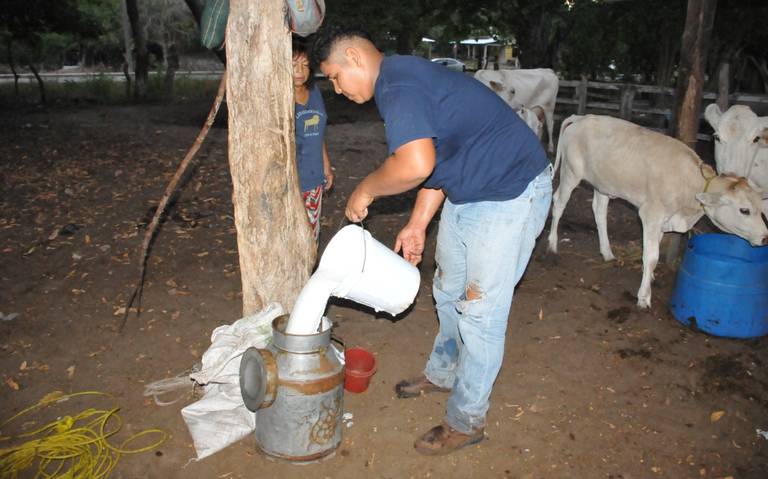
394;375;450;398
414;423;485;455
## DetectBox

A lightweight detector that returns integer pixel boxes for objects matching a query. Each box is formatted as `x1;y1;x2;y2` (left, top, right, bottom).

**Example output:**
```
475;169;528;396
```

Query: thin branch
119;70;227;332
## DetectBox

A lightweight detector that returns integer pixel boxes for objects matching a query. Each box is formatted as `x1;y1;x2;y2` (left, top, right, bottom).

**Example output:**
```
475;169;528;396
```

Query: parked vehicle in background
431;58;466;72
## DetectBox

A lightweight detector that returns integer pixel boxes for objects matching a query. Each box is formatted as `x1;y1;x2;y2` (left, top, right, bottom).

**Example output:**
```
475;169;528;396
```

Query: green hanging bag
200;0;229;50
200;0;325;49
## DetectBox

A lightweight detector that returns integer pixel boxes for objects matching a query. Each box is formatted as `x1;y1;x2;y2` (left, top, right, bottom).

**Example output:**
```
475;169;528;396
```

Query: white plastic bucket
286;225;421;335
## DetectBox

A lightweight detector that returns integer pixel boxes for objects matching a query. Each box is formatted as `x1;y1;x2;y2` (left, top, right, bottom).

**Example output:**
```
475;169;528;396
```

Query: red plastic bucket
344;347;377;393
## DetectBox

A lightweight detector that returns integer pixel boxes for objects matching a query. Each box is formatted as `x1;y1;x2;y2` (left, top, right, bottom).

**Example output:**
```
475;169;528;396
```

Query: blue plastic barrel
669;233;768;338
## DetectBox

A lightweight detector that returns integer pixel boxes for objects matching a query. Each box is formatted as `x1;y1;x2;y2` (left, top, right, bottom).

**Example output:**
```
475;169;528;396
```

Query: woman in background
293;38;334;242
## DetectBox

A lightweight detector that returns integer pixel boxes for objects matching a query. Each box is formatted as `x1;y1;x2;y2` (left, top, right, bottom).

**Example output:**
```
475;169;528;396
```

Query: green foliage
74;0;124;63
557;0;686;81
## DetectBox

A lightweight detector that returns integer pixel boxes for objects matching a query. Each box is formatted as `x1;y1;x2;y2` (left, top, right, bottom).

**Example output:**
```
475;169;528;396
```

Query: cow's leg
547;168;580;254
592;191;615;261
636;209;664;309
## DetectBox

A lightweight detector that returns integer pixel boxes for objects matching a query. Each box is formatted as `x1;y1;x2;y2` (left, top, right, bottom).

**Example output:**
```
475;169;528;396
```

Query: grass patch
0;72;223;107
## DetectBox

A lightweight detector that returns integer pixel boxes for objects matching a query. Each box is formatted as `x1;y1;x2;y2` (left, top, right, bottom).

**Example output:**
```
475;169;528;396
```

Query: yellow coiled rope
0;391;167;479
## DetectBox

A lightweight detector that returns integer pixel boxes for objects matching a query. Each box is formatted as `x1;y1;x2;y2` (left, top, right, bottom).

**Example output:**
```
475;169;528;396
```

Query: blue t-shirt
295;84;327;192
374;56;548;204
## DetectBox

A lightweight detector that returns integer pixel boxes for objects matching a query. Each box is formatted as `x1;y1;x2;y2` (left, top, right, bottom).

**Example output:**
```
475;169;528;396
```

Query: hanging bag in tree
200;0;229;50
287;0;325;37
200;0;324;49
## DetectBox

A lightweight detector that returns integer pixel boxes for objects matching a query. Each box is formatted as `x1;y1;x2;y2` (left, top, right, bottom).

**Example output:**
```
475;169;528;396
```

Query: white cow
548;114;768;309
704;104;768;211
516;105;545;140
474;68;559;152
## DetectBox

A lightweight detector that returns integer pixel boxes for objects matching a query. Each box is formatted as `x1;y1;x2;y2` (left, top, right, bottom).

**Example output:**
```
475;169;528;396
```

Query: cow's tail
553;114;582;174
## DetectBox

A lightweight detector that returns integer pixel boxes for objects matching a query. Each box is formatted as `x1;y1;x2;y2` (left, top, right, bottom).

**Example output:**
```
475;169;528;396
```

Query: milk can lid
239;347;277;411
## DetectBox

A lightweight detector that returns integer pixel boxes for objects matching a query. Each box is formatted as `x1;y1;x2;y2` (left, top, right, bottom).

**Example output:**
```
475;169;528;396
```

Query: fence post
619;85;637;120
577;76;588;115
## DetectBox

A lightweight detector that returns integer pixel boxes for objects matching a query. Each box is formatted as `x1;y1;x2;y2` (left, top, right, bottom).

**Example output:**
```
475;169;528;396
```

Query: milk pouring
239;225;419;462
286;225;421;335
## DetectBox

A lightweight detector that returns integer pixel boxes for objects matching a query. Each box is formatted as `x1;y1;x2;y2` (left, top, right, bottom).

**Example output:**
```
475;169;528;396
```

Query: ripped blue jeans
425;165;552;434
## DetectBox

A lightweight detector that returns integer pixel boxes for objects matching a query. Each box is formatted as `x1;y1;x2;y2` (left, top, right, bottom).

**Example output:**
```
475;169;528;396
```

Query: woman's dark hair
292;36;315;87
310;25;374;71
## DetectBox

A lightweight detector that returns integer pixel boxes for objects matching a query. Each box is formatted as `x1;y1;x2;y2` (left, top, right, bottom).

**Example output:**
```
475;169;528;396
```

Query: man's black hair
310;25;374;71
292;35;316;88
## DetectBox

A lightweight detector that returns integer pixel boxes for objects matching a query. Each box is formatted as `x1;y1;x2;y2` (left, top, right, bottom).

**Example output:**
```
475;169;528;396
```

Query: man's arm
395;187;445;265
345;138;435;222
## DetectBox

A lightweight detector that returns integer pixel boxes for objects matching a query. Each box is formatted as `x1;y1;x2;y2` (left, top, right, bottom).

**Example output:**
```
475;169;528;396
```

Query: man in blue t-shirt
313;26;552;455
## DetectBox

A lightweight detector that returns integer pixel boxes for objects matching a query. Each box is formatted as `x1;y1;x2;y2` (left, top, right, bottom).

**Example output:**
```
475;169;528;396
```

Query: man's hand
345;186;374;222
395;224;426;266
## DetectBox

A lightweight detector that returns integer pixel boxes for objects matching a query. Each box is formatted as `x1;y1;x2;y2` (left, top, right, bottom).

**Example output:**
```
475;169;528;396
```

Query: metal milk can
240;315;344;462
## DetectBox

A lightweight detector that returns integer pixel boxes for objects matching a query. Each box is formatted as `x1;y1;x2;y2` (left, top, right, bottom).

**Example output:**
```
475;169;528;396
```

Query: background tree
73;0;123;66
124;0;149;99
144;0;196;98
673;0;717;148
0;0;81;103
708;0;768;102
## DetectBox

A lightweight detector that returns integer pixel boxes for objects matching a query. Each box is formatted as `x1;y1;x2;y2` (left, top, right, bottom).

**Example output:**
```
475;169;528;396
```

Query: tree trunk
395;28;415;55
7;40;19;99
122;59;132;100
28;63;46;105
672;0;717;149
521;11;553;69
226;0;316;315
125;0;149;100
120;0;134;98
164;43;179;100
667;0;717;267
655;31;677;87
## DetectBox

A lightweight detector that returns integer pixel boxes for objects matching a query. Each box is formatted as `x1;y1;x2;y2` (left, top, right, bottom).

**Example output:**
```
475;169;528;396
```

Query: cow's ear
696;192;725;207
748;124;768;148
531;105;546;122
489;80;503;92
704;103;723;129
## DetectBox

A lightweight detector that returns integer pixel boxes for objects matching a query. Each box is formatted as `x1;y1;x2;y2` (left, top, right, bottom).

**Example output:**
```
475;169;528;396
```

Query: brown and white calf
548;114;768;309
473;68;558;151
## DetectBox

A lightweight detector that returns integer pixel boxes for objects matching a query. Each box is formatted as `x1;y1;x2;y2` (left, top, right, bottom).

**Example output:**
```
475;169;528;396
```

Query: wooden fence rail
557;78;768;141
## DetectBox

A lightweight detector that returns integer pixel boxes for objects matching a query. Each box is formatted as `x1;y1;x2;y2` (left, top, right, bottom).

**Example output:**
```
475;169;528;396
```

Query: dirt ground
1;87;767;479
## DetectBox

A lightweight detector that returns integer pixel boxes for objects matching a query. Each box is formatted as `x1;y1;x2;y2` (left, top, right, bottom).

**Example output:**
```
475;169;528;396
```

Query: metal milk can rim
271;315;331;353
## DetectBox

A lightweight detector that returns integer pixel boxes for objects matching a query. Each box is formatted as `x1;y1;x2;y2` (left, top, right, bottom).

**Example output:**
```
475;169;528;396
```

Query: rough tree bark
226;0;316;316
666;0;717;267
672;0;717;148
125;0;149;100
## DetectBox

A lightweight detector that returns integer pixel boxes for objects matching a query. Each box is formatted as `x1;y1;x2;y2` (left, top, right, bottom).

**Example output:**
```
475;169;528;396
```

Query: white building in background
421;36;519;70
